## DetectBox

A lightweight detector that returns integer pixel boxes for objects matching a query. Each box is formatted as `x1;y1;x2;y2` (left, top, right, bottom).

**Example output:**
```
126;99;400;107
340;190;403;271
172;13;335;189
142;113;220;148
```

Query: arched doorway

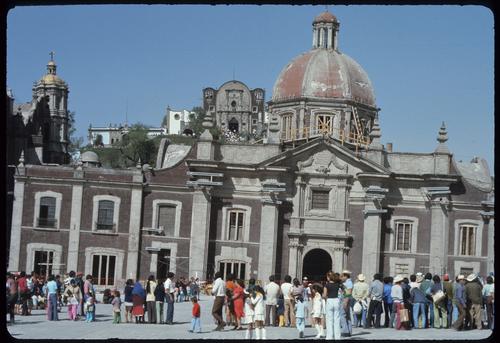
302;248;332;282
228;117;239;133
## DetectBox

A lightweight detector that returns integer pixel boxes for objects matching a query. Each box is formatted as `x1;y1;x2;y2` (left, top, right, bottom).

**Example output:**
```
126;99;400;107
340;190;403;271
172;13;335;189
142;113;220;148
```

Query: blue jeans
48;293;59;321
191;317;201;332
165;294;174;323
325;298;341;340
339;298;352;334
296;317;305;332
354;307;367;327
412;303;426;328
428;302;434;327
452;303;459;323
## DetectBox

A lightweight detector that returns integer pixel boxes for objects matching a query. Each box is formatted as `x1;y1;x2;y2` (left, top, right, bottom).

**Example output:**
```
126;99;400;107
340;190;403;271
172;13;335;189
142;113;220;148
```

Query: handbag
432;290;446;304
399;308;409;322
353;301;362;314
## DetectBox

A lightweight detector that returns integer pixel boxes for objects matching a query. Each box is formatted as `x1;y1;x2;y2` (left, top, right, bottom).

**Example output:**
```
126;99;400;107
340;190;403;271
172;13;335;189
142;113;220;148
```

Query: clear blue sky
7;5;494;170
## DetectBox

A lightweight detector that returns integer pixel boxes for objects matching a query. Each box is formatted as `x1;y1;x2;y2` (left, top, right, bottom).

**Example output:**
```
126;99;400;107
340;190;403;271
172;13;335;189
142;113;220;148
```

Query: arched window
228;117;239;133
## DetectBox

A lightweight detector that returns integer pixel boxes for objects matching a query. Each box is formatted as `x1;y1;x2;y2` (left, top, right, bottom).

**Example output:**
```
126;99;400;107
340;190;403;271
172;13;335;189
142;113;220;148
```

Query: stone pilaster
8;175;25;272
189;188;212;279
429;199;449;275
288;241;299;278
361;201;383;278
299;105;305;138
125;172;144;280
257;201;279;282
66;179;83;272
487;218;494;274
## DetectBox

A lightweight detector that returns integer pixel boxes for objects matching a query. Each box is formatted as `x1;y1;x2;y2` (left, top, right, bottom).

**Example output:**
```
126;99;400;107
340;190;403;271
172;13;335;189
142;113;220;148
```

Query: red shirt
17;277;28;293
192;303;200;318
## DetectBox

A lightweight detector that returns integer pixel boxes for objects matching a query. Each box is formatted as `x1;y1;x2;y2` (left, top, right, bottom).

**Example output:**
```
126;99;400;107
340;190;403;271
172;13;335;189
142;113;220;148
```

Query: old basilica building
7;11;494;291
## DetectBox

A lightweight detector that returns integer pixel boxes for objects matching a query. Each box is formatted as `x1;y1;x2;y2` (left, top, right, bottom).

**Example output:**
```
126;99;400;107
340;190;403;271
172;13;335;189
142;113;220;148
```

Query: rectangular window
460;225;476;256
34;250;54;278
157;205;176;236
97;200;114;230
316;115;334;135
281;115;292;140
228;210;244;241
157;249;171;280
311;190;330;210
91;254;116;287
39;196;56;227
395;222;412;251
219;261;246;280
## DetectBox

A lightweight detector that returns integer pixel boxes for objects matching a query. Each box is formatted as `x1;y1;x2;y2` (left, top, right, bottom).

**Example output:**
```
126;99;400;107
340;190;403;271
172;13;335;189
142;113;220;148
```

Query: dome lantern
312;11;339;50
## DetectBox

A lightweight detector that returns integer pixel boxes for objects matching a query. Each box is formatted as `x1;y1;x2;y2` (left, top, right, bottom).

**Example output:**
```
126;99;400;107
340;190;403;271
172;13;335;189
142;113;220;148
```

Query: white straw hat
393;275;404;283
357;274;366;282
466;273;477;282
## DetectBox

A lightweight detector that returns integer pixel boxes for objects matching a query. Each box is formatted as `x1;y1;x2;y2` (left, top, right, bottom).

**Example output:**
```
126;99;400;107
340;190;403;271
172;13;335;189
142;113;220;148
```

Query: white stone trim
33;191;63;229
84;247;125;290
306;185;336;217
389;256;415;278
221;204;251;242
151;199;182;237
91;195;121;232
389;216;419;254
453;260;481;278
148;241;178;276
215;246;252;280
26;243;63;276
454;219;483;257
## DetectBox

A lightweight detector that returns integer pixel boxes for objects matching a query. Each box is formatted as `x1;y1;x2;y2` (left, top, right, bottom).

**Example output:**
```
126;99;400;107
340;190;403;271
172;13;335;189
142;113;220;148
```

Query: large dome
271;49;376;107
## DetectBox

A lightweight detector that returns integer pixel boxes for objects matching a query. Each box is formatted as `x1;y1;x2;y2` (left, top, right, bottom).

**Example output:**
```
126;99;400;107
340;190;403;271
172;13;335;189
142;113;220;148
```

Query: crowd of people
6;268;495;339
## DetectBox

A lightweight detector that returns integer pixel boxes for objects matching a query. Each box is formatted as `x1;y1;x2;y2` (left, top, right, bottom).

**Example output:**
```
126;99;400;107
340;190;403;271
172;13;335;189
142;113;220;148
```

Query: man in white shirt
280;275;295;327
211;271;226;331
265;275;281;326
163;272;175;324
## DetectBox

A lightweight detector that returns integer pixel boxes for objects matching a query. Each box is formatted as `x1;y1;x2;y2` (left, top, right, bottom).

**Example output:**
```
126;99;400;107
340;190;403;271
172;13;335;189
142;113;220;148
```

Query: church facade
8;12;494;291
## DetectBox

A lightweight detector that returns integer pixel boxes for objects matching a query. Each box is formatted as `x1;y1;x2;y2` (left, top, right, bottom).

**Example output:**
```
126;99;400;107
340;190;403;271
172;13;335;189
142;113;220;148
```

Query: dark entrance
228;117;239;133
302;249;332;282
156;249;171;280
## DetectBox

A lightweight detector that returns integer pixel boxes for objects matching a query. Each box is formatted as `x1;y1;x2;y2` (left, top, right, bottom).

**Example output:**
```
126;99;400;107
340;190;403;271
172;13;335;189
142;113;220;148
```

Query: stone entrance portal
302;248;332;282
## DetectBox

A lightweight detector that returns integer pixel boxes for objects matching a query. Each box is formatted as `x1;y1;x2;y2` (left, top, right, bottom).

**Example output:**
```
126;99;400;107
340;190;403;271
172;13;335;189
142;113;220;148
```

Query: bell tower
32;52;70;164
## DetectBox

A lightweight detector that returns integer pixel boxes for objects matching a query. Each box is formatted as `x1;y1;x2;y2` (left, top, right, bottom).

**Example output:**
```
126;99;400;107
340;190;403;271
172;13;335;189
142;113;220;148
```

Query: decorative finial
437;121;448;144
136;157;142;169
77;159;83;170
202;110;214;129
18;150;25;167
49;51;55;61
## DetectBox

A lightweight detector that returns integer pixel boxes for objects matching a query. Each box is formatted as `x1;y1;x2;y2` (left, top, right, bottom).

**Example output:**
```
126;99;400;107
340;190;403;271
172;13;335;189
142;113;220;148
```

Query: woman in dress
244;279;256;339
252;285;267;339
232;279;245;330
123;279;134;323
131;279;146;323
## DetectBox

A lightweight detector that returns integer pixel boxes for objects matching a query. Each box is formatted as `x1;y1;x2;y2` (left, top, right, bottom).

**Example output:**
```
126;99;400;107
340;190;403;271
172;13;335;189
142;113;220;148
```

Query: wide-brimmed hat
466;273;477;282
342;270;351;276
457;274;465;281
393;275;404;283
416;275;424;283
416;272;423;277
357;274;366;282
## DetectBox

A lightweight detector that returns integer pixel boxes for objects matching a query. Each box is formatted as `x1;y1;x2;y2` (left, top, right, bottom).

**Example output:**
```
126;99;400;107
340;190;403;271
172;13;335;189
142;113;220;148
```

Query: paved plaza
6;295;493;340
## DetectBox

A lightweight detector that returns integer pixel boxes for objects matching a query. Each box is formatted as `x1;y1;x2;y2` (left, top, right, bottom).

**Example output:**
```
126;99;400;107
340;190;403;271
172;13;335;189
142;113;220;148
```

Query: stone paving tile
6;295;493;340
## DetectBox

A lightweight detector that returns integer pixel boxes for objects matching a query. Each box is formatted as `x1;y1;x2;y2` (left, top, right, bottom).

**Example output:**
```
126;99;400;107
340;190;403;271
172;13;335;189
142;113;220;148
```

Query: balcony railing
281;124;370;147
95;222;116;231
37;217;57;228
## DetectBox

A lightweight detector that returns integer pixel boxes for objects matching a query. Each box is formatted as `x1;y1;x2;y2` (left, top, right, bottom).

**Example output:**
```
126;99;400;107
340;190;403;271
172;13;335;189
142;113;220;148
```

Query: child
295;295;306;338
311;285;325;338
111;290;122;324
252;285;266;339
190;297;201;333
277;293;285;327
85;296;94;322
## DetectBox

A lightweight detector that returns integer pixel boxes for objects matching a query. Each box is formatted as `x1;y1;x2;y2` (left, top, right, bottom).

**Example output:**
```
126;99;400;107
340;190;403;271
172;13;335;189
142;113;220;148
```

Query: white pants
325;298;341;340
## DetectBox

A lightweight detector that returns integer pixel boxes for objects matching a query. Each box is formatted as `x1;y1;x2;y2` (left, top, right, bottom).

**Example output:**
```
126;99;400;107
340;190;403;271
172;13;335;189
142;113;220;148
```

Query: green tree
189;106;205;137
119;123;157;167
67;111;85;163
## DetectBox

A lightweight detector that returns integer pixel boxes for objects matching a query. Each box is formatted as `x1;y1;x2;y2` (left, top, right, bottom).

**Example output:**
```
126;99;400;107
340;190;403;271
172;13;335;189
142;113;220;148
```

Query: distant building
87;124;167;147
163;107;193;135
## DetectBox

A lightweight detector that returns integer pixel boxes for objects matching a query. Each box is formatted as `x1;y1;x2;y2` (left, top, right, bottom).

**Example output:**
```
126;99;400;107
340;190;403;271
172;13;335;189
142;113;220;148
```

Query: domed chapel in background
7;11;493;289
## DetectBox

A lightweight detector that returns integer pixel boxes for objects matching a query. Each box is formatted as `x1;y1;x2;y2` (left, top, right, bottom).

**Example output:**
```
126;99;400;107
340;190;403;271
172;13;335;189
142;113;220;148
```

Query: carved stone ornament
297;150;347;174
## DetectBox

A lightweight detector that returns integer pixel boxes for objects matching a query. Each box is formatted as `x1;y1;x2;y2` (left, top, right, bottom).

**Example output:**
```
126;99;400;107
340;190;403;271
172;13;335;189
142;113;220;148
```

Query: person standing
83;275;96;322
211;271;226;331
443;274;454;328
131;280;145;323
63;279;81;321
280;275;294;327
155;278;165;324
409;274;426;329
123;279;134;323
264;275;280;327
312;284;325;338
111;290;122;324
6;273;18;324
382;276;393;328
366;273;384;328
430;274;447;328
75;272;85;317
164;272;176;325
252;285;267;339
352;274;369;328
17;271;29;316
452;275;467;330
465;273;484;330
483;276;494;329
232;279;245;330
390;275;405;330
301;277;312;327
225;274;236;327
340;270;353;337
244;279;256;339
46;275;59;321
145;275;157;324
323;271;342;340
190;297;202;333
420;273;434;328
295;295;306;338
